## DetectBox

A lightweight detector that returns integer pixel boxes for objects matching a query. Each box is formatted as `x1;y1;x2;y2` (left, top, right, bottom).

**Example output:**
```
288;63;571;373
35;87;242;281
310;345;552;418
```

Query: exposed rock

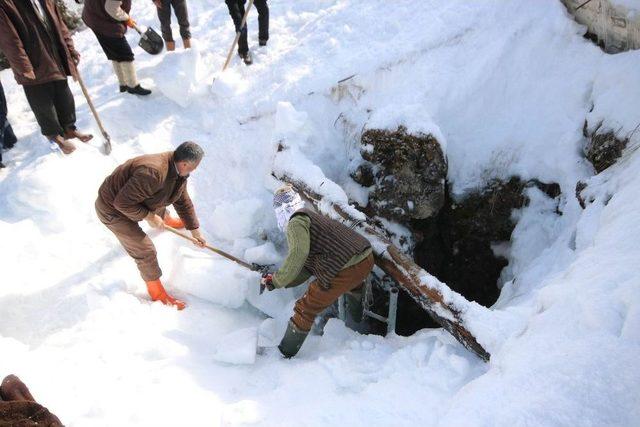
584;123;629;173
395;176;561;334
575;180;588;209
353;126;447;222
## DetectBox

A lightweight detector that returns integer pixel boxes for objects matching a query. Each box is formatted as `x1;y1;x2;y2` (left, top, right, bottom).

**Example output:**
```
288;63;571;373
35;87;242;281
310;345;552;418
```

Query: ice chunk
152;47;209;108
169;247;253;308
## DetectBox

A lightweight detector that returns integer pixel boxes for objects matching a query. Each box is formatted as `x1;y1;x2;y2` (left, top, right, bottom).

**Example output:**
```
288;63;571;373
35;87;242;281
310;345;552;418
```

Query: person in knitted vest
261;185;374;358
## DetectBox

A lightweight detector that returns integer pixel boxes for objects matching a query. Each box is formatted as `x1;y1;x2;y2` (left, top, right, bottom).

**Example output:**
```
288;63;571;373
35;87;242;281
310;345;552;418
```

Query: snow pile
0;0;639;426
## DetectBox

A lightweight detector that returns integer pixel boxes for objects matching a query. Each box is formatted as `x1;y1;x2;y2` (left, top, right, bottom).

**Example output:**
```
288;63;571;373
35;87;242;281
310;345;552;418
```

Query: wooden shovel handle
164;225;255;271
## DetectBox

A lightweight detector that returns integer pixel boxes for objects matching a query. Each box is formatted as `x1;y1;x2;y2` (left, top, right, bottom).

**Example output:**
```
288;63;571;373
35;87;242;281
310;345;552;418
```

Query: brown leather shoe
182;38;191;49
64;128;94;143
50;135;76;154
166;40;176;51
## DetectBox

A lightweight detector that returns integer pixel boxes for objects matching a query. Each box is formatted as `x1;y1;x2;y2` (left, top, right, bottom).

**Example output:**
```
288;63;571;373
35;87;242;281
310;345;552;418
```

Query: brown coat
82;0;132;38
95;151;200;281
0;0;78;86
96;151;200;230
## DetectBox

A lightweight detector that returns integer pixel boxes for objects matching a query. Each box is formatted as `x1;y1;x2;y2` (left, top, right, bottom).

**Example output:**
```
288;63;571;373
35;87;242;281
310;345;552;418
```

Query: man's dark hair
174;141;204;163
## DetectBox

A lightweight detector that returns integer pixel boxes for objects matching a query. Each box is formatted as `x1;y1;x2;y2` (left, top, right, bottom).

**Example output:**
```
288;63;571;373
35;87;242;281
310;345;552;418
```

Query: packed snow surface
1;1;639;426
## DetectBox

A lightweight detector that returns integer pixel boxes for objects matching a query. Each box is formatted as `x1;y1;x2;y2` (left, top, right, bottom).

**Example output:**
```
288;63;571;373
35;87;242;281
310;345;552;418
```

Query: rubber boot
121;62;152;96
112;61;127;92
145;279;186;310
278;320;309;358
182;38;191;49
344;289;364;323
163;212;185;229
166;40;176;51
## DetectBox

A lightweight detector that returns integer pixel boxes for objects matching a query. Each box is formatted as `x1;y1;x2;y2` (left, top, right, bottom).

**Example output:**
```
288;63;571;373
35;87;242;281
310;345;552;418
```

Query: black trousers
225;0;269;54
94;31;135;62
23;79;76;137
157;0;191;42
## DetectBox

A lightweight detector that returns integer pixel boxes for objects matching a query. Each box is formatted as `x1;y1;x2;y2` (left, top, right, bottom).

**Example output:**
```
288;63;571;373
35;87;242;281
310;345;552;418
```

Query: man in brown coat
0;0;93;155
95;141;206;310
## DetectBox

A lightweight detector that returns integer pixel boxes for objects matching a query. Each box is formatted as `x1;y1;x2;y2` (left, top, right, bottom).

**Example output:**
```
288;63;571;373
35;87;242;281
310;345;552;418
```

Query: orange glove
126;17;137;28
163;214;185;229
146;280;186;310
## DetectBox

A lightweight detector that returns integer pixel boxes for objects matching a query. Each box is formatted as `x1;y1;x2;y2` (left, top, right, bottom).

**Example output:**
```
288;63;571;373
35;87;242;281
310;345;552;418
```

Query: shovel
212;0;254;85
133;24;164;55
76;69;112;155
164;225;272;274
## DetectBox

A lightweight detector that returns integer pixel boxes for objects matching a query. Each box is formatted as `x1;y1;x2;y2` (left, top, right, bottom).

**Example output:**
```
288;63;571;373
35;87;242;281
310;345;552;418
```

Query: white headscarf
273;187;305;232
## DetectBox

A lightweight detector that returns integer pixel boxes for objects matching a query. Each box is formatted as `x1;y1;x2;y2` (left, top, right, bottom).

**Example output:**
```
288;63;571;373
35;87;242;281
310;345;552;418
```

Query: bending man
95;141;206;310
261;185;374;358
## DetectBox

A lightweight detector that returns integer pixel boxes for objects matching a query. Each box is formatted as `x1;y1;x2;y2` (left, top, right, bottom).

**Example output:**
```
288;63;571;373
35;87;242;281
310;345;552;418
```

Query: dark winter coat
96;151;200;230
0;0;78;86
82;0;131;38
294;208;371;289
0;78;17;160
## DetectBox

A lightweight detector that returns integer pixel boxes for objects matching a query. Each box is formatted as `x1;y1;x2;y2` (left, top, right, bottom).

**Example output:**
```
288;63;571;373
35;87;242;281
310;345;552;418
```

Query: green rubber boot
345;290;364;323
278;320;309;358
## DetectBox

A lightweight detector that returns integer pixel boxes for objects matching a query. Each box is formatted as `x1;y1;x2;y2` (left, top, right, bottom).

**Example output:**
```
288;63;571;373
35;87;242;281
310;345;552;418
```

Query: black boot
119;85;127;93
259;39;267;47
278;320;309;358
239;51;253;65
127;85;152;96
345;290;364;323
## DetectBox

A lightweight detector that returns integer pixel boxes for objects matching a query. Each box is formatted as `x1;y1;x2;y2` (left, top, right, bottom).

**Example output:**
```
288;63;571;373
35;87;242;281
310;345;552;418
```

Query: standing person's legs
171;0;191;48
225;0;249;55
23;82;76;154
99;214;163;281
253;0;269;44
52;80;91;143
94;32;150;95
157;0;175;49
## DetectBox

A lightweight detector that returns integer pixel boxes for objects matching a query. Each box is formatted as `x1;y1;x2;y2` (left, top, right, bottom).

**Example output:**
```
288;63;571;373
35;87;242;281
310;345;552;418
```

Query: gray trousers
23;80;76;137
157;0;191;42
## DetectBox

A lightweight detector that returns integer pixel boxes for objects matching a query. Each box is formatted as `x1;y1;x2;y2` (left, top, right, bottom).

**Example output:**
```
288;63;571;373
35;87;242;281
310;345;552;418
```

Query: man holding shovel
82;0;152;95
261;185;374;358
0;0;94;155
95;141;207;310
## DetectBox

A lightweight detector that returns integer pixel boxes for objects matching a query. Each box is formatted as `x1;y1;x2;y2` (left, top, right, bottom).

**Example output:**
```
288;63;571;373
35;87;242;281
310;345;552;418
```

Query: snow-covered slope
1;1;639;426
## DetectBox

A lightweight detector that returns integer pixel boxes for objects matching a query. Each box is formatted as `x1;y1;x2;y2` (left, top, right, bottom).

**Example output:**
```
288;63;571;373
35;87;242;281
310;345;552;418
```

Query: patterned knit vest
295;209;371;289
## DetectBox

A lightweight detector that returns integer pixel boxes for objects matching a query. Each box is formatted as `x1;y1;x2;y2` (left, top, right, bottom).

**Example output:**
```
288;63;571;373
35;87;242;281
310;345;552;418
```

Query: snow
212;327;258;365
1;0;639;426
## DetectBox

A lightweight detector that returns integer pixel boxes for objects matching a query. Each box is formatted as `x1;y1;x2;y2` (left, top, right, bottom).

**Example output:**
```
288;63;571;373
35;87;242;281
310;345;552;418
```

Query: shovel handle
164;225;256;271
132;23;143;35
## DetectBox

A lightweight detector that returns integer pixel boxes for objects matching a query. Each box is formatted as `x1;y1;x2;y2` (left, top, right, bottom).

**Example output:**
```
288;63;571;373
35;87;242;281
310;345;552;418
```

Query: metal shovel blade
138;27;164;55
102;133;112;155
